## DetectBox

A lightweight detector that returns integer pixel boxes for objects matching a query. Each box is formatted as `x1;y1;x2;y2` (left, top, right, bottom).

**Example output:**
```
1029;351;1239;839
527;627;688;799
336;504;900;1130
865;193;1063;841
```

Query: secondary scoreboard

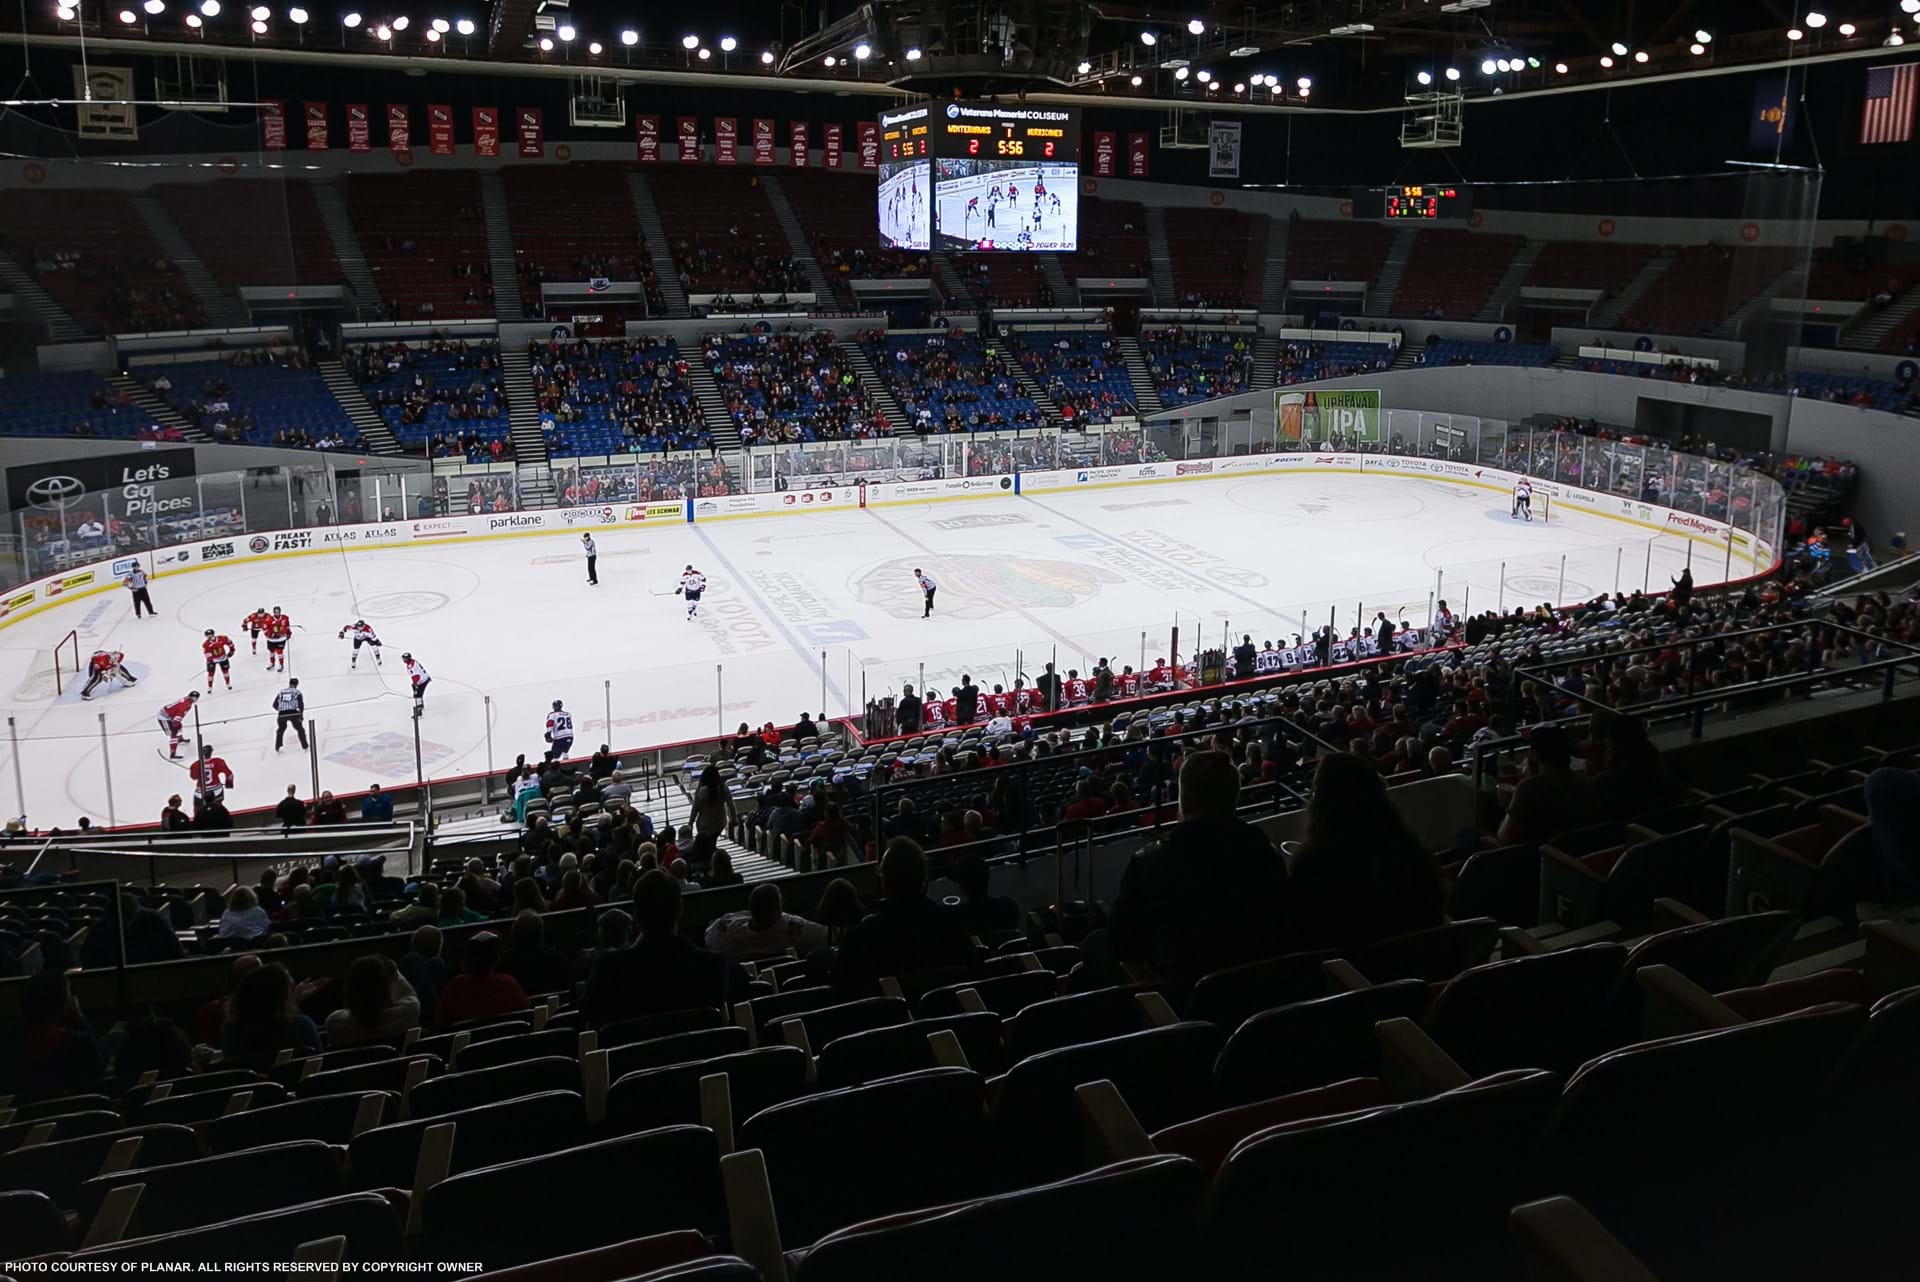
932;100;1080;163
1353;184;1473;220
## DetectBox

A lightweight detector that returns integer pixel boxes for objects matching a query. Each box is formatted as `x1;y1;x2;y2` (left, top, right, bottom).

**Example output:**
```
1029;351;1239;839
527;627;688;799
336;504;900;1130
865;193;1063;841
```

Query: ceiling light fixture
1599;54;1614;67
288;4;306;18
1139;29;1156;46
342;10;360;26
557;24;573;41
429;15;445;30
1805;12;1826;28
1553;61;1568;73
619;28;636;44
854;42;871;59
760;50;774;63
681;34;698;49
720;35;736;51
1130;74;1143;85
1444;66;1461;80
1416;70;1432;85
390;14;406;29
1838;22;1857;35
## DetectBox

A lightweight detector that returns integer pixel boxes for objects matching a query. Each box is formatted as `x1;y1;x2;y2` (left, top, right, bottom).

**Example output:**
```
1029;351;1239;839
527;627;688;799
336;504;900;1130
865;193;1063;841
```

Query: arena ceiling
7;0;1917;111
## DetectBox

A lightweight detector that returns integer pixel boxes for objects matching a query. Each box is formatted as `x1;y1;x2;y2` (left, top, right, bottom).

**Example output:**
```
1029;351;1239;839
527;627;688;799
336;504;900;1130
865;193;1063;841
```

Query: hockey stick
647;587;681;597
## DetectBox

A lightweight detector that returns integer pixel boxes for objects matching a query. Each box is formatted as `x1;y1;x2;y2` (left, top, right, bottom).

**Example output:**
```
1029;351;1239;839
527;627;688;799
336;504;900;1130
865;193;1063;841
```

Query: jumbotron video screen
877;103;931;251
929;100;1081;252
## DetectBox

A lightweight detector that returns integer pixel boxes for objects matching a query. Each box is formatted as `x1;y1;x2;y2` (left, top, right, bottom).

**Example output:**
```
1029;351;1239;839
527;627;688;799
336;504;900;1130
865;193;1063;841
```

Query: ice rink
878;161;928;250
0;469;1722;825
934;162;1079;252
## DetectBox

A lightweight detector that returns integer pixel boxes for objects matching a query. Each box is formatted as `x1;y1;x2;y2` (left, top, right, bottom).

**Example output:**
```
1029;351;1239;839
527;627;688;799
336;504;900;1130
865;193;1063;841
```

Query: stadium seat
1210;981;1430;1106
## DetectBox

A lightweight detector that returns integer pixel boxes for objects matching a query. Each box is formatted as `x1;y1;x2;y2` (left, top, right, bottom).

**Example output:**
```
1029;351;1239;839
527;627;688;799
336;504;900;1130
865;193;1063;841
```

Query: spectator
399;925;450;1026
1288;753;1445;951
195;954;261;1044
361;782;394;823
690;763;735;865
83;894;184;967
581;869;747;1025
159;793;193;831
433;931;530;1028
576;908;631;985
390;883;439;927
324;954;420;1047
1498;723;1597;844
832;838;974;995
217;886;271;941
1587;713;1683;820
589;746;621;780
219;963;324;1062
704;883;832;959
437;885;485;926
1105;750;1289;986
501;909;573;996
809;877;866;945
274;786;307;830
949;854;1020;936
0;970;101;1094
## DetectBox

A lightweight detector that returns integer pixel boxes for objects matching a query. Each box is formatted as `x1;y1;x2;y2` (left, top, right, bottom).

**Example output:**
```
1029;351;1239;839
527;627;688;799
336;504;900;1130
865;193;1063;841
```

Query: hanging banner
73;66;138;140
857;121;878;168
823;122;843;169
1092;132;1116;176
790;121;810;167
715;117;739;164
473;106;500;158
677;116;700;162
1208;120;1242;178
516;106;543;158
346;103;371;153
261;99;287;150
1127;132;1150;177
635;114;660;162
752;118;776;164
428;104;454;155
387;104;411;156
304;101;329;150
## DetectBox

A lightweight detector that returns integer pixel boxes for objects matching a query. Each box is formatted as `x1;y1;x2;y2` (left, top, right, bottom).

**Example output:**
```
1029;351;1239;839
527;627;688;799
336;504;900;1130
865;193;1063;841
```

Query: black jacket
832;895;974;995
895;693;923;733
581;935;748;1026
1107;816;1290;987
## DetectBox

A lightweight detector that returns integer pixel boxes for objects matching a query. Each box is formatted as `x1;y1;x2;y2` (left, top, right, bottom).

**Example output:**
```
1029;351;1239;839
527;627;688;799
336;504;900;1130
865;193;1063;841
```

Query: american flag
1861;63;1917;145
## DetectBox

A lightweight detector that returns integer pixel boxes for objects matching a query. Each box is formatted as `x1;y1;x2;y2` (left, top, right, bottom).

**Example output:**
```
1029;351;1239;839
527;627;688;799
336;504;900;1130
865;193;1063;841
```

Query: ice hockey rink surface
934;162;1079;252
0;470;1718;825
878;161;928;250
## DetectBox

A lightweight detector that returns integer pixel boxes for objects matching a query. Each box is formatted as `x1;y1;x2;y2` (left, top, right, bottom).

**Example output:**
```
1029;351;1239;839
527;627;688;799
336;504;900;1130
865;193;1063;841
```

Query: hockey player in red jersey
1118;666;1141;698
1011;680;1035;715
156;690;200;758
202;629;236;690
984;685;1012;717
262;608;292;672
189;744;234;814
81;650;137;701
1063;669;1090;705
242;607;272;655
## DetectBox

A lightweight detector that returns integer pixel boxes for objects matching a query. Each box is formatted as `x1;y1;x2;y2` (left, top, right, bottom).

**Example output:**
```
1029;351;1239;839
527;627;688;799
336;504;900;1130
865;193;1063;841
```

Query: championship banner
715;117;738;164
304;101;329;150
428;104;454;155
473;106;500;157
516;107;543;158
677;116;700;162
1207;120;1241;178
790;121;810;167
261;100;287;150
635;114;660;162
1127;132;1150;177
752;118;776;164
1092;132;1116;176
346;104;371;153
73;66;137;140
857;121;878;168
823;122;843;168
387;104;411;155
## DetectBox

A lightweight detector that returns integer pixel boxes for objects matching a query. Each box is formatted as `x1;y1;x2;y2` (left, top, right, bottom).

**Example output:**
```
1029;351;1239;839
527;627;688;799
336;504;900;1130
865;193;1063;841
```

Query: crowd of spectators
674;238;808;297
1276;338;1396;386
528;335;706;456
555;456;734;503
518;252;665;316
862;329;1043;433
29;250;205;332
706;330;886;445
153;346;356;451
1143;326;1254;408
1006;329;1135;425
351;336;508;457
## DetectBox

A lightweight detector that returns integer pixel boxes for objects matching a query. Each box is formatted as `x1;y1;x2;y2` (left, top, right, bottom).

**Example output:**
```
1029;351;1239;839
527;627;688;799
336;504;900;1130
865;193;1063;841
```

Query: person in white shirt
76;519;105;538
544;700;574;763
403;653;430;709
582;533;598;586
679;565;707;619
914;567;938;618
703;883;831;959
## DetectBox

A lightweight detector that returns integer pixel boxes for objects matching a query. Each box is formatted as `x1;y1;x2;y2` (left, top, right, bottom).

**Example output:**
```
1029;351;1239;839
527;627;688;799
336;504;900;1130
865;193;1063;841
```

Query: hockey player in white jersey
545;699;575;763
402;652;430;710
678;565;707;619
337;619;384;668
1512;478;1534;521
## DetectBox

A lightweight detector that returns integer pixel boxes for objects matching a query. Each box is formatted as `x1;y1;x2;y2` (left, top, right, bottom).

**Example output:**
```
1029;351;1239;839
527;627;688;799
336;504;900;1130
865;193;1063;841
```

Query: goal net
18;630;80;702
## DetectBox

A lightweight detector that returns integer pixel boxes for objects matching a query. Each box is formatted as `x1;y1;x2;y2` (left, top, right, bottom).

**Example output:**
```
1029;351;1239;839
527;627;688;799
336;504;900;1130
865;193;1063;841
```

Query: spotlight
1633;49;1648;62
1838;23;1856;36
537;36;550;49
1610;41;1627;55
556;23;573;40
1905;0;1920;12
200;0;218;12
1553;62;1568;73
1695;28;1713;41
390;14;406;29
906;46;921;60
455;16;472;34
1174;66;1188;80
1495;58;1511;72
1130;74;1143;85
1296;75;1311;88
1805;12;1826;28
1188;18;1204;34
1416;70;1432;85
1527;56;1541;68
1299;85;1310;97
619;27;637;45
247;4;264;16
1787;28;1803;40
1206;79;1218;90
250;17;264;30
588;39;600;53
184;11;199;24
1233;82;1245;92
1076;59;1090;73
144;0;165;12
1480;58;1497;74
1689;42;1705;55
57;2;76;15
289;6;305;20
823;54;835;66
1139;29;1156;46
1444;66;1460;80
342;10;359;25
1599;55;1614;67
118;8;135;20
760;50;774;63
373;22;388;38
720;35;736;51
681;34;698;49
1195;69;1211;82
424;27;436;40
697;46;710;59
854;42;870;59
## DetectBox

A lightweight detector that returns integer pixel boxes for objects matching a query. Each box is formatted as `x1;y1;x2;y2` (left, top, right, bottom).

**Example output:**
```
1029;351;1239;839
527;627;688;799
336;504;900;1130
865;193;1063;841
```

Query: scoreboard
932;100;1080;163
879;103;929;161
1353;184;1473;220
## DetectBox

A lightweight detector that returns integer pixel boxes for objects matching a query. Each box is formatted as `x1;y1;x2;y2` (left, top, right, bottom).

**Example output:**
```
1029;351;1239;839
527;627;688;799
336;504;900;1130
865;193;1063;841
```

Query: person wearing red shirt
433;932;530;1029
202;630;236;691
190;744;234;814
984;686;1011;717
1063;671;1089;705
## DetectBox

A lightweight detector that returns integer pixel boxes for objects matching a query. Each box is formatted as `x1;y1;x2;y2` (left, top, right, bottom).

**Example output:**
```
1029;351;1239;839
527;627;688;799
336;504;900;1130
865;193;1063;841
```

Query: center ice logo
851;554;1122;619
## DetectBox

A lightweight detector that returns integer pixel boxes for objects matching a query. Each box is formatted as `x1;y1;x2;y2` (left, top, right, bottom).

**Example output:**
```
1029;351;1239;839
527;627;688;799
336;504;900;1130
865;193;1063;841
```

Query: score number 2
967;138;1057;158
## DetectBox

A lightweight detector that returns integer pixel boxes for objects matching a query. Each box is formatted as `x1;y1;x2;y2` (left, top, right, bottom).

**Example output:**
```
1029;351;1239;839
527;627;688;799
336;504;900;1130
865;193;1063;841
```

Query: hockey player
923;696;948;732
338;619;384;669
81;650;137;701
545;699;575;763
984;684;1012;717
1512;478;1534;521
157;690;199;758
965;194;980;227
1011;680;1035;715
679;565;707;619
263;608;293;672
402;653;430;710
1118;666;1141;698
201;629;236;691
1063;669;1089;705
242;607;272;655
1147;658;1175;691
189;744;234;815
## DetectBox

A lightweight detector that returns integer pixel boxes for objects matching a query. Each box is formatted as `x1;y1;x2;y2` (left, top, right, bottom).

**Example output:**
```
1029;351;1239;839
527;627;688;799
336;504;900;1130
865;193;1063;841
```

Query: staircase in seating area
130;195;247;328
1116;336;1162;417
1364;225;1419;318
1251;334;1280;390
311;182;379;320
500;346;547;465
1144;205;1177;307
996;337;1064;425
1714;266;1806;340
1841;289;1920;351
318;359;402;455
0;248;85;341
515;465;558;510
757;174;837;303
109;373;208;442
1037;253;1077;306
625;172;690;317
1391;342;1422;370
687;358;742;451
842;340;907;433
930;252;974;308
1258;216;1290;314
1590;250;1674;329
478;174;526;323
1476;239;1544;323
